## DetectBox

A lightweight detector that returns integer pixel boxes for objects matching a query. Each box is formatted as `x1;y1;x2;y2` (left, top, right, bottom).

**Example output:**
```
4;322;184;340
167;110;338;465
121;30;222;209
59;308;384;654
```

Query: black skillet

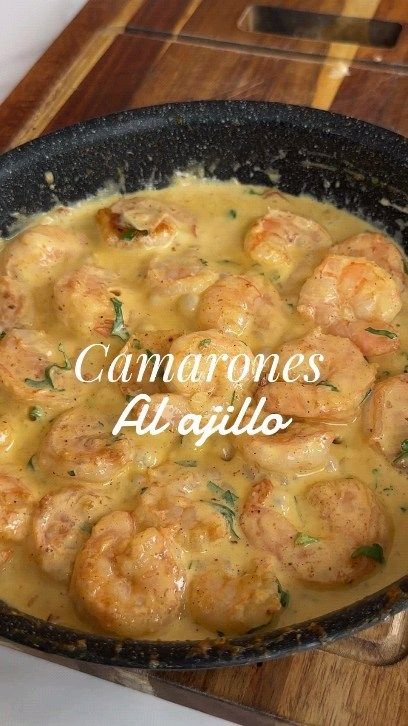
0;101;406;669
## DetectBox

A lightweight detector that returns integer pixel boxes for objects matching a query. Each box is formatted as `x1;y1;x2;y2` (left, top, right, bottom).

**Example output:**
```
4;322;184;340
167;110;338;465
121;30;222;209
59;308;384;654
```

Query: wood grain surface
0;1;407;724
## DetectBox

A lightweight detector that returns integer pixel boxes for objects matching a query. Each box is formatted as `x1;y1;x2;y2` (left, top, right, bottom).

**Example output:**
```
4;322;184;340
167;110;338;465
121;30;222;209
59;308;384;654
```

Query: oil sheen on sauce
0;177;406;641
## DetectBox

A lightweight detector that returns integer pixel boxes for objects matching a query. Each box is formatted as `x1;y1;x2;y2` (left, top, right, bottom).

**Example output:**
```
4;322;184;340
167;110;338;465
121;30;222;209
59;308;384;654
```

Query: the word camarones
75;344;324;446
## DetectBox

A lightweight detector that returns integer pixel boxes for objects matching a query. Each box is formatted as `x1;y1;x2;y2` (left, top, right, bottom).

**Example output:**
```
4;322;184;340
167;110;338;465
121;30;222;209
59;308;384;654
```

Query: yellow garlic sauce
0;177;407;641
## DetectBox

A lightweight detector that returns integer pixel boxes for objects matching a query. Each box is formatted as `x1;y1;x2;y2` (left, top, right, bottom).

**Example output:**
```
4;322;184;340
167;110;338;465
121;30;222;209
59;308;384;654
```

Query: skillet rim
0;100;406;668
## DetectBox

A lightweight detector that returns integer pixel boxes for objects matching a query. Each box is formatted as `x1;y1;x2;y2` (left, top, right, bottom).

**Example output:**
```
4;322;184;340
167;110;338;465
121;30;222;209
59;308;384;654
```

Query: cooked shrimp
241;477;390;584
133;464;229;548
188;558;281;635
146;253;218;300
96;197;196;248
1;225;88;285
70;511;186;636
54;264;133;338
196;274;285;343
364;374;408;471
298;255;402;356
0;474;34;542
0;420;14;454
332;232;406;292
244;210;332;281
167;329;256;415
37;408;135;482
0;330;86;410
258;328;375;421
235;418;336;473
131;393;191;432
0;276;37;331
117;330;184;399
32;486;112;582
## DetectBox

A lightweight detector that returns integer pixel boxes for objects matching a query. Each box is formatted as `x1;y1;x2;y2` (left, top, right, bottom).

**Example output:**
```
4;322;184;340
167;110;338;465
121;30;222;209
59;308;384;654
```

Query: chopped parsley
209;501;240;541
28;406;43;421
198;338;211;349
25;344;71;391
121;227;148;241
207;480;239;507
351;543;385;564
364;327;398;340
199;258;208;266
277;580;290;608
175;459;197;467
80;522;92;534
0;331;5;340
393;439;408;465
317;380;339;392
294;532;319;546
133;339;142;350
227;209;237;219
230;390;237;406
110;297;129;341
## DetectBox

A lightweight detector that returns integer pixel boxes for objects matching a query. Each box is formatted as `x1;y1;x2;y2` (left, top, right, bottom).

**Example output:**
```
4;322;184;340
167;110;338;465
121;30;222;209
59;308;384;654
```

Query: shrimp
0;474;34;542
1;225;88;285
0;330;86;411
0;416;14;453
70;511;186;636
241;477;390;584
196;274;285;343
54;264;133;338
0;276;37;331
188;558;282;635
117;330;184;399
364;374;408;471
146;253;218;301
133;464;229;548
96;197;196;249
131;393;191;432
332;232;406;292
32;486;113;582
36;407;135;482
235;418;336;473
258;328;375;422
167;329;256;415
298;255;402;356
244;210;332;282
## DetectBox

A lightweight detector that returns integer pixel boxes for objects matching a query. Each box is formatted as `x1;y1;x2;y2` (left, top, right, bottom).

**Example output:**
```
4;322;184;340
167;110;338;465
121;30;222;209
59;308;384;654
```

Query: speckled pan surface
0;101;407;669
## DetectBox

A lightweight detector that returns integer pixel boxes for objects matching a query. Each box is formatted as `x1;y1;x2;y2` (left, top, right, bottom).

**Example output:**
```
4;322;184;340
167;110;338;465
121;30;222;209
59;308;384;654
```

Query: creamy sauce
0;178;406;640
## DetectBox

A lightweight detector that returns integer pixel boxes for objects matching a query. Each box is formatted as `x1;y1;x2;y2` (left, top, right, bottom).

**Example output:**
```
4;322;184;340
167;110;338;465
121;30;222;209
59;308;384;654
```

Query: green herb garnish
207;481;239;507
25;344;71;391
393;439;408;464
80;522;92;534
351;543;385;564
364;327;398;339
199;258;208;266
209;501;240;541
121;227;148;241
198;338;211;348
133;339;142;350
294;532;319;546
230;390;237;406
227;209;237;219
277;580;290;608
175;460;197;467
0;331;5;340
68;470;76;477
28;406;43;421
317;380;339;392
110;297;129;341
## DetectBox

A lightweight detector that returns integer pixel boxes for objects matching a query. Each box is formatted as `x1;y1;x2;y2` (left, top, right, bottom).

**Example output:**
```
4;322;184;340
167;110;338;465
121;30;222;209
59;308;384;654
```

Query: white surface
0;4;233;724
0;0;85;102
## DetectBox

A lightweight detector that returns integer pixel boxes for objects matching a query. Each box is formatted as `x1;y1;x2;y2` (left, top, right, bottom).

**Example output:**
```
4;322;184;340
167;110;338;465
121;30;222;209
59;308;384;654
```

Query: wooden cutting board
0;1;407;724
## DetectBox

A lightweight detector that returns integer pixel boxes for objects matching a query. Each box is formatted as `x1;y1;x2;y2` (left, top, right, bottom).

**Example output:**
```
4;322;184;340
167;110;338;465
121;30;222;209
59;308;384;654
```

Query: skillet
0;100;406;669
